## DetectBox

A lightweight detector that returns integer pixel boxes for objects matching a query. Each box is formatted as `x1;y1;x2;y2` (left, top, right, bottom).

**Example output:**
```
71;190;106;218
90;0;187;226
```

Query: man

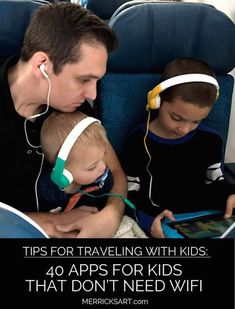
0;2;127;238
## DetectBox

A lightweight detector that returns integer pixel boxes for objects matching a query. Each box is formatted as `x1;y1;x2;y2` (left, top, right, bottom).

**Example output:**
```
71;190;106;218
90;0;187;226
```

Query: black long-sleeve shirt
121;122;234;217
0;55;95;212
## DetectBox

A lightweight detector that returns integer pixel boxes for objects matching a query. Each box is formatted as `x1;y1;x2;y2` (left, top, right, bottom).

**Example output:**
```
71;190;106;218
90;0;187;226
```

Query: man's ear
31;51;49;77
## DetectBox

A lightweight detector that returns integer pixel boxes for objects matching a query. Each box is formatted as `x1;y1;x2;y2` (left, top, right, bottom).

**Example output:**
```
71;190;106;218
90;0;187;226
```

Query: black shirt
0;55;96;212
121;122;234;216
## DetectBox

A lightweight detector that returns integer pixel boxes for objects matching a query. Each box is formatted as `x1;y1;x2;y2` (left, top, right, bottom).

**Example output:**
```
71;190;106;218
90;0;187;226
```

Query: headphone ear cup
51;168;73;189
146;88;161;110
62;169;73;187
155;95;161;109
149;95;161;109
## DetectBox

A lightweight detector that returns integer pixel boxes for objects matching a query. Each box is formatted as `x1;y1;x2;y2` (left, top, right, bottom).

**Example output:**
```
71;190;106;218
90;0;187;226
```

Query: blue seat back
86;0;133;21
96;2;235;158
0;0;49;60
110;0;188;20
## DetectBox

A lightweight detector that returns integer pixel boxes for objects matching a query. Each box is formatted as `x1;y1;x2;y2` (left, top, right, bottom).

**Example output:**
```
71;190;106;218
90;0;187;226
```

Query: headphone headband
147;73;220;110
51;116;101;189
58;117;101;160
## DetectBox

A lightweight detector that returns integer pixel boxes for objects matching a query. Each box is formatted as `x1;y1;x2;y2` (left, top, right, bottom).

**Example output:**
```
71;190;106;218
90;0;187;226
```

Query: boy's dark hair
160;57;217;107
20;3;117;74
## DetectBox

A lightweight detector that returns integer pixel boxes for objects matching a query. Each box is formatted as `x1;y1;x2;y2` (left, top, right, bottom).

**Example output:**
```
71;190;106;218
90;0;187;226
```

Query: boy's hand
151;209;175;238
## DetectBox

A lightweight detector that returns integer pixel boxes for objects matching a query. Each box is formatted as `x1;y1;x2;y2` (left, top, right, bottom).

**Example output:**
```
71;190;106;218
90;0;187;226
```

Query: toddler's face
67;145;107;186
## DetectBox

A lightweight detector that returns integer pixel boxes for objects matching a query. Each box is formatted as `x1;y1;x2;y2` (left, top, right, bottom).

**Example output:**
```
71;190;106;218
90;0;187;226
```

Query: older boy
121;57;235;238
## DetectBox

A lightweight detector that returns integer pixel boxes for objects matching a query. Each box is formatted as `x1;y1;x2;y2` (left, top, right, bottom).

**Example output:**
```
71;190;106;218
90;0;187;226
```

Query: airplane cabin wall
183;0;235;164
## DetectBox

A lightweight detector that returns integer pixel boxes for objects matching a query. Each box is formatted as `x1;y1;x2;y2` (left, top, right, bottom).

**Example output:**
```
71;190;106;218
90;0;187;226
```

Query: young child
39;110;148;238
121;57;235;238
39;111;113;212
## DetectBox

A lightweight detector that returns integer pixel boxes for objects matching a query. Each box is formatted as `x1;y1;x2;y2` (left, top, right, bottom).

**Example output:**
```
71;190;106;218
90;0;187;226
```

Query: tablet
220;222;235;238
167;213;235;239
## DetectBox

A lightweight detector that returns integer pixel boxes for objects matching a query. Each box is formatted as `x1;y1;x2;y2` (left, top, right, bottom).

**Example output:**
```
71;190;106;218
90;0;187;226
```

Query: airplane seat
95;2;235;163
110;0;191;20
0;0;50;61
86;0;133;22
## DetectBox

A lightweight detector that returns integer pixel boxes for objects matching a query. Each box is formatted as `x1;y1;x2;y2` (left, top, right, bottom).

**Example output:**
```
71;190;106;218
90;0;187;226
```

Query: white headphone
51;117;101;189
146;73;220;110
40;63;49;79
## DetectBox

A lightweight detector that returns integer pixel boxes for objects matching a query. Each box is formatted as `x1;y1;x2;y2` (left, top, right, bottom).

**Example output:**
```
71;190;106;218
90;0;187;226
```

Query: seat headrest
108;2;235;74
0;0;49;60
86;0;131;20
110;0;189;20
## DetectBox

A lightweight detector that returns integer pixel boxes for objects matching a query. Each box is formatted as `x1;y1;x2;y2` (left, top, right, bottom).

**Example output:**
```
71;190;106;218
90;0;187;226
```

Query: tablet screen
167;214;235;238
220;222;235;238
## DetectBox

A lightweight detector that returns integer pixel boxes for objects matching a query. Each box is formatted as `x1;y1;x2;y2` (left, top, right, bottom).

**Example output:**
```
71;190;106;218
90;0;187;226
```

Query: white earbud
40;64;48;79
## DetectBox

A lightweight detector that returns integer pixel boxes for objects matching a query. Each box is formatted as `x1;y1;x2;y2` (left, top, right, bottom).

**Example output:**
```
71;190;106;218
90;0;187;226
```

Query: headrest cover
108;2;235;74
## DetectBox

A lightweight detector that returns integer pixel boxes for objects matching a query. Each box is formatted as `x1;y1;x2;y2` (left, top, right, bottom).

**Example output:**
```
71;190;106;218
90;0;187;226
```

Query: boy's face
157;98;211;138
46;42;108;112
67;145;107;186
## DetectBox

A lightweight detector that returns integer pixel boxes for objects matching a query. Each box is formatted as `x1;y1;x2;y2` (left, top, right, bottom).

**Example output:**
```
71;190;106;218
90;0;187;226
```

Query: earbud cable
34;151;45;212
24;75;51;148
24;73;51;211
144;110;159;207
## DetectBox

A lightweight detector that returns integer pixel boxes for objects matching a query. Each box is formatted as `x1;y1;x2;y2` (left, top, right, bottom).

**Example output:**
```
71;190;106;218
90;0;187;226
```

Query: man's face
47;42;108;112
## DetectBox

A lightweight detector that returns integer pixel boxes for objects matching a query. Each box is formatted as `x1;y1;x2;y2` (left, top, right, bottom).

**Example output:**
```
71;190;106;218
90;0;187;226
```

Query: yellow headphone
146;73;220;110
144;73;220;208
